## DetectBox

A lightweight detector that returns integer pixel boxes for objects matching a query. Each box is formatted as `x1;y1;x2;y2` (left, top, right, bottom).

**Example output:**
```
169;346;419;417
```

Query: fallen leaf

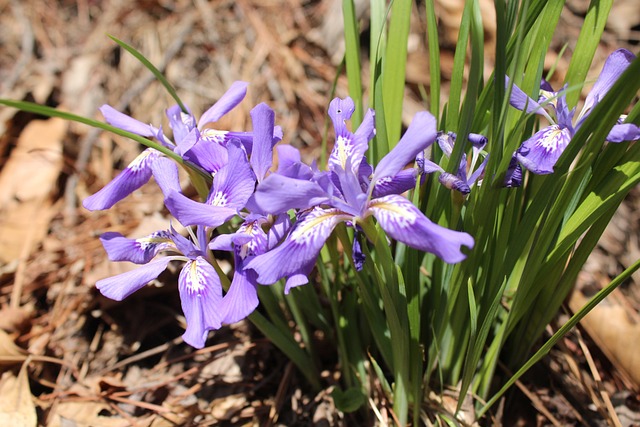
0;363;37;427
210;393;247;421
0;117;65;263
0;305;34;333
201;344;246;383
47;401;130;427
570;291;640;387
0;329;27;365
607;0;640;41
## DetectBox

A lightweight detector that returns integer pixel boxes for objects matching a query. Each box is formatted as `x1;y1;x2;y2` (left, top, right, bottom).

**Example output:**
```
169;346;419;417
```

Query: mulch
0;0;639;425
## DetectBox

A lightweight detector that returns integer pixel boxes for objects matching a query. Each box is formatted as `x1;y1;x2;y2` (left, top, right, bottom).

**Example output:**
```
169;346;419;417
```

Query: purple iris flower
96;226;223;349
163;138;256;228
204;102;319;310
245;97;474;291
83;81;251;210
418;131;489;194
210;213;292;322
162;102;280;228
508;48;638;174
172;96;283;177
503;155;523;188
178;102;304;317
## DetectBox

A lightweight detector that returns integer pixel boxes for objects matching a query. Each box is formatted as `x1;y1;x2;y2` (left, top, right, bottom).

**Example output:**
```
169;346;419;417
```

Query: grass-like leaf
479;257;640;417
424;0;441;115
342;0;363;126
382;0;412;148
563;0;613;107
249;311;321;390
108;34;189;114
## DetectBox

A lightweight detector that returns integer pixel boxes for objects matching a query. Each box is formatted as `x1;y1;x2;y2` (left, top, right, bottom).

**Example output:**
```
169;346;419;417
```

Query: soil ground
0;0;639;425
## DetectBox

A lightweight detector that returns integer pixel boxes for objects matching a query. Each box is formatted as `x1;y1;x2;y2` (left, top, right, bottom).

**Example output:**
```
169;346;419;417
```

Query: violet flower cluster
417;131;492;194
412;49;638;196
507;48;639;175
86;87;477;348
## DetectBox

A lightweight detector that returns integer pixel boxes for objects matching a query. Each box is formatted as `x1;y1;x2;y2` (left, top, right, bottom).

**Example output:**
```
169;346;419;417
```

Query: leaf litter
0;0;639;425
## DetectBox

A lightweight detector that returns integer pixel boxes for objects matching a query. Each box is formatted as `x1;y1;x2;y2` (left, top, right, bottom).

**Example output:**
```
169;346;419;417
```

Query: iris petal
354;109;376;141
165;191;237;228
251;174;330;214
198;81;248;127
439;172;471;195
178;130;229;175
246;207;350;285
96;257;175;301
166;104;195;144
468;133;488;150
276;145;313;180
284;263;315;294
178;257;223;348
100;231;173;264
367;195;474;264
220;256;259;324
352;233;365;272
505;76;548;117
374;111;437;181
250;103;276;182
328;97;355;137
372;169;419;198
99;105;157;137
151;156;182;198
582;49;635;119
606;123;640;143
504;156;523;188
327;98;371;174
209;139;256;209
515;125;573;174
267;213;292;249
416;151;444;174
83;149;159;210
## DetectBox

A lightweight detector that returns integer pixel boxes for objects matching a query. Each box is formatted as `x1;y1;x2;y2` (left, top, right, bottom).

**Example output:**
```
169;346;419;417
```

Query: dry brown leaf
148;401;201;427
0;117;65;263
0;305;34;333
210;393;248;421
0;363;37;427
47;401;130;427
570;291;640;387
201;344;246;383
0;329;27;365
607;0;640;41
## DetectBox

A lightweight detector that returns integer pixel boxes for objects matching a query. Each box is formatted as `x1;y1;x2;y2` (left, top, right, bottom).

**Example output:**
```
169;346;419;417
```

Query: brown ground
0;0;639;425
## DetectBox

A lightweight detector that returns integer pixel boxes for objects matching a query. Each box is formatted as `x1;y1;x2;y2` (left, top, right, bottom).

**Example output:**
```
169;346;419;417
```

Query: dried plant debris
0;0;639;425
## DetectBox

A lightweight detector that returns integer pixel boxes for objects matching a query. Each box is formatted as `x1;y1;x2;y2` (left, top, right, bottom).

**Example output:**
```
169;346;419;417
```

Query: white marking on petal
539;89;558;109
184;258;211;294
136;230;173;250
534;125;568;152
290;208;349;245
367;198;418;229
330;135;354;170
201;128;229;145
237;222;267;257
375;176;392;185
210;191;229;207
129;150;156;172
